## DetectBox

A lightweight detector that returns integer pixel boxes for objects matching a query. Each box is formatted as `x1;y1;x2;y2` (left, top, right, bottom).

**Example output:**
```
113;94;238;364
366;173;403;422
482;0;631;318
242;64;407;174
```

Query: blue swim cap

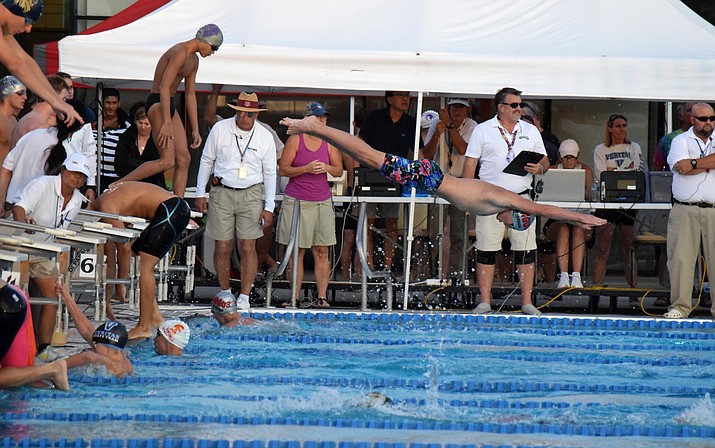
1;0;43;23
92;321;128;350
196;24;223;49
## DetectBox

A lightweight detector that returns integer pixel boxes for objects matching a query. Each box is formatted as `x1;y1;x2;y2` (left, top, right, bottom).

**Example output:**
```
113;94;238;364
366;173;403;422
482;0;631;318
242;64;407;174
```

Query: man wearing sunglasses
0;75;26;162
665;102;715;319
196;92;277;314
0;0;82;128
112;24;223;198
461;87;550;316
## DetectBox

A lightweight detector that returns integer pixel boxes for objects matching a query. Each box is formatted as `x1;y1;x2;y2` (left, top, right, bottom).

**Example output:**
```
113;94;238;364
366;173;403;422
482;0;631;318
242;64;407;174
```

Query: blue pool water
1;312;714;448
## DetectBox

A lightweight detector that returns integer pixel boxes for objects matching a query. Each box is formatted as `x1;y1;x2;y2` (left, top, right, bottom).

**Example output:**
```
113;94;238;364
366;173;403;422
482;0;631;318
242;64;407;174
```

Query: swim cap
420;110;439;129
0;284;27;360
92;321;128;350
0;75;25;100
195;24;223;49
158;320;190;350
510;210;535;231
211;293;237;315
1;0;43;23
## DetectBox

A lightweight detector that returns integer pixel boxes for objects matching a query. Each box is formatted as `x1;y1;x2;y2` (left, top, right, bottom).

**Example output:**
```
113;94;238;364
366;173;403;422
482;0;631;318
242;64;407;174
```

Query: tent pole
96;83;104;193
665;102;673;134
402;91;424;310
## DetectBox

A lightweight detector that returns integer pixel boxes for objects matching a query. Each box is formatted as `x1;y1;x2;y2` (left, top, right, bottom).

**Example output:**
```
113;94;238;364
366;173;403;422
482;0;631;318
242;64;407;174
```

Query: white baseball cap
63;153;91;177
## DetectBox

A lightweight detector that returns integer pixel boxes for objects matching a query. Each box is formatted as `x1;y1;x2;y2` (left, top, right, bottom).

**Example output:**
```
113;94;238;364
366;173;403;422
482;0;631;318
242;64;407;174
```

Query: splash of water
673;393;715;426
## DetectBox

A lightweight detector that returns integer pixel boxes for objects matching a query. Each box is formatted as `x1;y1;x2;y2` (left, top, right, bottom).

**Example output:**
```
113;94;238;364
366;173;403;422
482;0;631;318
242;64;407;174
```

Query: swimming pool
2;312;714;448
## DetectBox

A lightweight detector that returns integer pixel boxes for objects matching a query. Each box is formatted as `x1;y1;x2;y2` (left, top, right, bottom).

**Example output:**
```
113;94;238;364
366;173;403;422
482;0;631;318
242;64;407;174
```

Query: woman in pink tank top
277;102;343;308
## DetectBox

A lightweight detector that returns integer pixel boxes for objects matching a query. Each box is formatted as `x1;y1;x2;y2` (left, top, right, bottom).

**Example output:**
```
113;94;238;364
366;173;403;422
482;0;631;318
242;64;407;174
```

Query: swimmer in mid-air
280;116;606;231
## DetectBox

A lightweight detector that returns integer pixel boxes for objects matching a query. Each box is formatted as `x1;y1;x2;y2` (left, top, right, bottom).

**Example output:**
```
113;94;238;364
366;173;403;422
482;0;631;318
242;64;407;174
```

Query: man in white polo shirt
196;92;277;311
665;102;715;319
461;87;549;316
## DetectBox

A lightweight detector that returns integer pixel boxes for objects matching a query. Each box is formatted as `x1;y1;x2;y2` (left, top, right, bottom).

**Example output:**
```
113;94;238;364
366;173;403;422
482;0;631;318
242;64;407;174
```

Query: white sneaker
236;295;250;310
570;272;583;288
557;272;570;288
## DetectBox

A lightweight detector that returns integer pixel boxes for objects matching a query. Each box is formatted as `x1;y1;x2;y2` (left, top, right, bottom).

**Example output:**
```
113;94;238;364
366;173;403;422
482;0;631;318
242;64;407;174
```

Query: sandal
663;309;685;319
316;298;330;308
299;297;317;309
653;297;670;307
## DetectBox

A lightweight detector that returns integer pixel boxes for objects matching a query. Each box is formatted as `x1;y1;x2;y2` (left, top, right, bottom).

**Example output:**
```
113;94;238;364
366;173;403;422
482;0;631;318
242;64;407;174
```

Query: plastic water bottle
591;180;600;202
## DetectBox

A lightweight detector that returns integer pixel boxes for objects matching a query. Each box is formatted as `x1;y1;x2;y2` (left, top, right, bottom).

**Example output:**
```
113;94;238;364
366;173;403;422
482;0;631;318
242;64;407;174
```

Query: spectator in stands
0;281;69;390
54;282;133;376
89;182;190;339
653;102;694;171
92;88;131;304
359;91;420;272
424;98;478;278
0;1;81;128
0;99;84;215
113;25;223;198
55;71;96;123
543;140;594;289
277;102;342;308
461;87;550;315
592;113;643;286
195;92;277;313
0;75;26;162
115;104;165;189
10;74;68;148
521;102;560;166
665;102;715;319
12;153;91;353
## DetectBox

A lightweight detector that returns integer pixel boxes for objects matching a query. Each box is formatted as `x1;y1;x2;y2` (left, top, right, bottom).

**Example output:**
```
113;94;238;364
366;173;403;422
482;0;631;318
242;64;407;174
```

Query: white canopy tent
56;0;715;101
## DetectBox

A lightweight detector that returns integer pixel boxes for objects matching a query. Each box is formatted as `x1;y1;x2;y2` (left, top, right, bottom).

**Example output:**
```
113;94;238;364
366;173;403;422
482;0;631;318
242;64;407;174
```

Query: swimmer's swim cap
510;210;535;231
92;321;128;350
0;75;25;100
211;294;236;315
1;0;43;23
420;110;439;129
195;24;223;49
158;320;190;350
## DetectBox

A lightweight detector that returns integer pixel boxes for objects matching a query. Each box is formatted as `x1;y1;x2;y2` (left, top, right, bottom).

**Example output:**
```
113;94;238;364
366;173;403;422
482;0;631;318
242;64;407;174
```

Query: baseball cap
158;320;190;350
447;98;469;107
303;101;331;117
63;153;91;177
420;110;439;128
92;321;128;350
559;139;580;158
0;75;25;100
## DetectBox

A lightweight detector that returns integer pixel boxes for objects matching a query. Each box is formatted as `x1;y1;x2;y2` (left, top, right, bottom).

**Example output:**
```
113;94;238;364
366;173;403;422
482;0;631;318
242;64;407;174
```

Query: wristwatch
691;159;698;169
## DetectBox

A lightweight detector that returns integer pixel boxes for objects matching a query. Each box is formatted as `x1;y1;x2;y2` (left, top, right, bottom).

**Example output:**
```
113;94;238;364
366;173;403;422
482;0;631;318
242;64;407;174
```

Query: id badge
239;166;247;179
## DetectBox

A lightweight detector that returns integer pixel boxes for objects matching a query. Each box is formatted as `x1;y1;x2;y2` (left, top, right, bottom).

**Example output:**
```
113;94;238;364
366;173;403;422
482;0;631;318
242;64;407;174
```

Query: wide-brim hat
228;92;267;112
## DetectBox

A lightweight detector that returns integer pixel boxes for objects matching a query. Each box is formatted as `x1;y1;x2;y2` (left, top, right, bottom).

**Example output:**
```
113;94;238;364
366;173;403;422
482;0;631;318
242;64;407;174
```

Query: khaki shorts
29;255;58;279
475;212;537;252
206;183;264;241
277;195;336;248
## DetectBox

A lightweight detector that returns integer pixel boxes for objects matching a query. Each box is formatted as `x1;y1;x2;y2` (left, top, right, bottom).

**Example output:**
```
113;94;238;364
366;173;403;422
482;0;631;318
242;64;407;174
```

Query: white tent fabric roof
58;0;715;100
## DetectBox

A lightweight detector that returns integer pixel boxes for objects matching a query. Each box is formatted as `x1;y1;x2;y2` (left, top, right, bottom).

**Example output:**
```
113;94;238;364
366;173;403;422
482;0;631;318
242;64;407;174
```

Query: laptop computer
534;169;586;202
601;171;646;202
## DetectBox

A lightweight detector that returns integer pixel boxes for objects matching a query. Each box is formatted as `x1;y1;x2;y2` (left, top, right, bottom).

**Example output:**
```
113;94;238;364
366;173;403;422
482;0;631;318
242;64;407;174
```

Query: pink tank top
284;134;332;202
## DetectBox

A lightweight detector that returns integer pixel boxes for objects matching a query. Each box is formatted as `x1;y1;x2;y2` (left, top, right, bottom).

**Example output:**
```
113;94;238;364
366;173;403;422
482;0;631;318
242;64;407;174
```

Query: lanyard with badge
497;125;518;162
235;130;255;179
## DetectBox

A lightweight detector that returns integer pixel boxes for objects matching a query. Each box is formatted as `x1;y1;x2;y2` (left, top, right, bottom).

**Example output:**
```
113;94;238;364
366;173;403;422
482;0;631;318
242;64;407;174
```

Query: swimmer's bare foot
128;325;153;340
50;359;70;391
279;116;321;135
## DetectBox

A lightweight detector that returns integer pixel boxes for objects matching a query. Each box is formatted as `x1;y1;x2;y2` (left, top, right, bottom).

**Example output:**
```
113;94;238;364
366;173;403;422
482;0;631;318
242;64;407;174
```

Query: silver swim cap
196;24;223;49
0;75;25;100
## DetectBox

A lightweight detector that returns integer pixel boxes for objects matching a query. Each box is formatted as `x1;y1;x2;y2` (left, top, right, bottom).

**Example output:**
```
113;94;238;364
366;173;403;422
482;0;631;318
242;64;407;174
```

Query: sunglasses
693;116;715;123
240;111;257;118
25;17;33;26
501;102;526;109
15;90;26;97
211;45;219;52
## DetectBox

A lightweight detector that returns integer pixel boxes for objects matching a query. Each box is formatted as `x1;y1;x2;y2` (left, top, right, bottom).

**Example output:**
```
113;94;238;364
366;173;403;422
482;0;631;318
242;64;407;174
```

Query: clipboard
502;150;544;176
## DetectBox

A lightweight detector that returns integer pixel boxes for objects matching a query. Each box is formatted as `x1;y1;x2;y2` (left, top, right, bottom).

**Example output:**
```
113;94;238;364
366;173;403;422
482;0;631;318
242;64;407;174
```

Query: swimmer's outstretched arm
55;282;94;345
281;117;607;230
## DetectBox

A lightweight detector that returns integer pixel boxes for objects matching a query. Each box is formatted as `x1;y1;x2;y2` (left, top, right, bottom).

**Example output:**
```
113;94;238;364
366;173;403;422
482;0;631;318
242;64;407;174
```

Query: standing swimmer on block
280;116;607;305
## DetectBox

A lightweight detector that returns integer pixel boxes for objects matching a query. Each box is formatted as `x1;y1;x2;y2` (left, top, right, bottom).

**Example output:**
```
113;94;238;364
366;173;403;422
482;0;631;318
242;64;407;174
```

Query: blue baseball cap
303;102;331;117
